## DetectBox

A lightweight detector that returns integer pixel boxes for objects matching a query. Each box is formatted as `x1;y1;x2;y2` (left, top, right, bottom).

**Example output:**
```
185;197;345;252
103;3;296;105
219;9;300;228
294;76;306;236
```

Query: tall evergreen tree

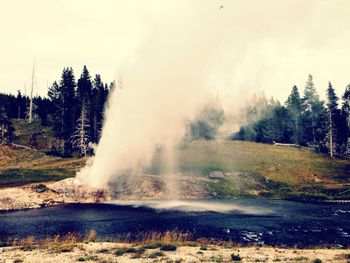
343;84;350;126
60;67;76;156
48;68;76;156
16;90;25;119
303;74;322;144
0;106;14;144
326;82;340;157
342;84;350;155
48;81;62;133
77;66;92;101
91;74;107;142
286;85;303;145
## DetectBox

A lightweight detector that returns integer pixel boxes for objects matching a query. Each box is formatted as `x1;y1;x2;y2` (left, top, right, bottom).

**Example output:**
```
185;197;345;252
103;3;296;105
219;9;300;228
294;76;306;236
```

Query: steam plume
77;2;226;188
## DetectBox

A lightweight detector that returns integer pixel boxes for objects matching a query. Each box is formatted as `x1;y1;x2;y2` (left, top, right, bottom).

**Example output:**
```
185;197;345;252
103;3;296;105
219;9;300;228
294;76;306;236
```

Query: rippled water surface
0;199;349;247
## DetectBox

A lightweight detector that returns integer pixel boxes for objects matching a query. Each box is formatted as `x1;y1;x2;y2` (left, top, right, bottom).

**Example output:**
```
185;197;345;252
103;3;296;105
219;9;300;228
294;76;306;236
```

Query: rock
31;183;48;193
0;188;43;210
208;171;225;179
48;178;109;203
268;166;278;172
314;177;322;183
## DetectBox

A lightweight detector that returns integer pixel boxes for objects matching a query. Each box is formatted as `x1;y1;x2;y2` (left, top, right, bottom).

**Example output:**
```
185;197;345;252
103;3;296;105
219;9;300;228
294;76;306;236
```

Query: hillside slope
1;119;350;201
0;119;84;187
175;140;350;200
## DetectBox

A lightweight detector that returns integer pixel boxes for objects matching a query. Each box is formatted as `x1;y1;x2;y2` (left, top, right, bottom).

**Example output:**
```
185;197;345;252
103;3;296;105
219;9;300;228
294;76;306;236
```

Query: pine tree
326;82;340;158
91;74;105;142
77;66;92;100
342;84;350;155
72;102;91;156
286;85;303;145
61;68;76;156
16;90;25;119
0;106;14;144
303;74;322;144
48;81;62;133
48;68;76;156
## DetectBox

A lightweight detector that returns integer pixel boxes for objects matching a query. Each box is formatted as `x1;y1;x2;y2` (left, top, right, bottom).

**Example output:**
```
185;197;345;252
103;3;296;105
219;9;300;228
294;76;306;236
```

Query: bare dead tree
72;101;91;156
28;61;35;124
329;109;333;158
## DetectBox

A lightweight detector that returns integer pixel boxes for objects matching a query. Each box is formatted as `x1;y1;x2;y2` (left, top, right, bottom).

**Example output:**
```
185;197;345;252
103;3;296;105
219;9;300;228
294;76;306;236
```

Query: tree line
232;75;350;158
1;71;350;158
0;66;112;156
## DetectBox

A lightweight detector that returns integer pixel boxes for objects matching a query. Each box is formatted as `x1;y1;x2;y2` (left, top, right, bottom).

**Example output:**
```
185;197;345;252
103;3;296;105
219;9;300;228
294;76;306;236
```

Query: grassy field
175;140;350;200
0;119;86;187
1;119;350;200
0;145;85;187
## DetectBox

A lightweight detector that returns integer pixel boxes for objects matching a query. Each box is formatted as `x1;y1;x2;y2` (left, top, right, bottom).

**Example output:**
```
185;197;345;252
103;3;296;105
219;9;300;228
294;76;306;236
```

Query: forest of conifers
0;66;112;156
233;75;350;158
0;71;349;158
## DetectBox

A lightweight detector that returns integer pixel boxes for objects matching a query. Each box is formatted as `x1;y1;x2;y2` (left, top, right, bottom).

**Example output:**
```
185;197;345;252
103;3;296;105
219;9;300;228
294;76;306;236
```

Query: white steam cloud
77;2;226;188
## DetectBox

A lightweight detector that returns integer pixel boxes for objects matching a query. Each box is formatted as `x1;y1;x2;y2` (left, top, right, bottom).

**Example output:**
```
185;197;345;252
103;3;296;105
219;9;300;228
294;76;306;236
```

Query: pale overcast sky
1;0;350;104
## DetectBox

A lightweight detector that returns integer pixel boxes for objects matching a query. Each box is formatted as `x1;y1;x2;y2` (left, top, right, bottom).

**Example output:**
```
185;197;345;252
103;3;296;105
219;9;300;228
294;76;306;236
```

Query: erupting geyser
76;2;228;193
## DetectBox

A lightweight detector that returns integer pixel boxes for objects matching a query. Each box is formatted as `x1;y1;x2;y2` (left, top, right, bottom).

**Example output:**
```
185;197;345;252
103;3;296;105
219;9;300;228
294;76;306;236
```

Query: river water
0;199;349;247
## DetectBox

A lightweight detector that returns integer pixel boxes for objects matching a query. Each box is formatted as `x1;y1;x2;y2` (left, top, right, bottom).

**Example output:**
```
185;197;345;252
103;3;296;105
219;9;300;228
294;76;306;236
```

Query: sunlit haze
1;0;350;104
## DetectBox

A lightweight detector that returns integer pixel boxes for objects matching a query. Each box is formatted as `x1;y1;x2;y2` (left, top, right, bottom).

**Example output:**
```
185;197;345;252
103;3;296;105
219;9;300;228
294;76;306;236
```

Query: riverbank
1;241;349;262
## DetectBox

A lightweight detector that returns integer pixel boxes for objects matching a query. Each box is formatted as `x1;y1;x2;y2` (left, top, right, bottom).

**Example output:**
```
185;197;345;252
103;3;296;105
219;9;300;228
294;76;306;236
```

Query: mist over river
1;199;350;247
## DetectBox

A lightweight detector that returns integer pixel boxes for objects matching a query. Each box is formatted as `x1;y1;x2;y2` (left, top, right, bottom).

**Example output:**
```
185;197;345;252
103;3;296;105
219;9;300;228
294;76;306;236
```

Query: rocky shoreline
0;173;211;211
0;178;107;211
1;173;349;211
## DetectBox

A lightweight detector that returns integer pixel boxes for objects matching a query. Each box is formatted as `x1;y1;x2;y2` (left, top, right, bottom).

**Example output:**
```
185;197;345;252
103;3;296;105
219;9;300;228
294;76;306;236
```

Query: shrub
52;244;75;253
160;244;177;251
200;245;208;250
97;248;109;253
231;253;241;261
149;251;165;258
115;247;136;256
141;242;162;249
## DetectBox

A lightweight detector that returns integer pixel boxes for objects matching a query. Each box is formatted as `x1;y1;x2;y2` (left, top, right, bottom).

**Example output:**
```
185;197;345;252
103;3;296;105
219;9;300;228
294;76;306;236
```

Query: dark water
0;199;350;247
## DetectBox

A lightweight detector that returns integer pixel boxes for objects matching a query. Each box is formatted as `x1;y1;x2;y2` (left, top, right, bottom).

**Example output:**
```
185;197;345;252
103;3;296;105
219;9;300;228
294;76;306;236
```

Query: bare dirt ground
0;242;349;262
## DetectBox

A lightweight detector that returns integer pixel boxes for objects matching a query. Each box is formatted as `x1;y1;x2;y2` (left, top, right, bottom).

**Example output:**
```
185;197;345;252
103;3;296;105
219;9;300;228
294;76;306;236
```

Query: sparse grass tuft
160;244;177;251
116;230;192;245
85;229;96;243
51;243;76;253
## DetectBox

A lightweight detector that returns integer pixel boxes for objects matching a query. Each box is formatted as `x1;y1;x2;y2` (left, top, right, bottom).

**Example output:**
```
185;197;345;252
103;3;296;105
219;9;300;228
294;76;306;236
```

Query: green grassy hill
1;119;350;201
163;140;350;201
0;119;84;187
